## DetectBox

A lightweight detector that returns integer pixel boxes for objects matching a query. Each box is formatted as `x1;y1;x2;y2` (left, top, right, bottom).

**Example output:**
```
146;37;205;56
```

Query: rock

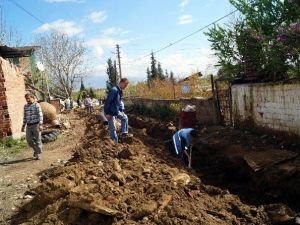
159;194;172;209
110;172;126;185
203;185;227;196
118;148;134;159
133;200;158;219
69;198;122;217
113;160;122;172
142;128;147;136
142;167;151;174
91;176;97;180
172;173;191;186
264;204;296;224
167;126;176;133
62;121;71;129
23;195;34;200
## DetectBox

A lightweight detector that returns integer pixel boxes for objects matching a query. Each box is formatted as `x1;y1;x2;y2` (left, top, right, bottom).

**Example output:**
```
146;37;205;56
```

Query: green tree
106;58;118;93
157;62;164;80
150;52;158;80
77;78;86;101
170;71;175;82
146;67;151;85
205;0;300;81
80;78;85;92
88;87;97;99
165;69;169;79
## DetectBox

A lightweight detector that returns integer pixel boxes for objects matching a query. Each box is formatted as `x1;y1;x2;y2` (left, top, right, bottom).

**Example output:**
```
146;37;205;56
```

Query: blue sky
2;0;235;88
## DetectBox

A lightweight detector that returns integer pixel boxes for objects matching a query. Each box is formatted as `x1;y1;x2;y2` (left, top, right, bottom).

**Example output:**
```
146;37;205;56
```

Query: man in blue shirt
171;128;197;166
104;78;129;143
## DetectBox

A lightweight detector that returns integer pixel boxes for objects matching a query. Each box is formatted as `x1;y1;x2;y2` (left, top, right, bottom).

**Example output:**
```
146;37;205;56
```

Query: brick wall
0;57;26;138
232;81;300;137
126;97;219;125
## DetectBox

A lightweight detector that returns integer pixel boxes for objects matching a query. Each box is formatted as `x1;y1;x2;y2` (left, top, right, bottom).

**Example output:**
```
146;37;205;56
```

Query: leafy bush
0;137;27;154
130;102;179;121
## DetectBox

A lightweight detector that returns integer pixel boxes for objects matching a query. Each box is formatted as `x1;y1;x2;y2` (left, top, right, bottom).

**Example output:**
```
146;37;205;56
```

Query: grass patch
0;137;28;156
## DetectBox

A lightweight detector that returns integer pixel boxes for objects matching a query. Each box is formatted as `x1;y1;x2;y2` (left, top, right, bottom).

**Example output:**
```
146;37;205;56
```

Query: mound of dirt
11;114;297;225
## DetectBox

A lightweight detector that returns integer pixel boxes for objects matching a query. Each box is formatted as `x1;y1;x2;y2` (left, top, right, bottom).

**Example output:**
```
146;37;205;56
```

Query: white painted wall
232;82;300;136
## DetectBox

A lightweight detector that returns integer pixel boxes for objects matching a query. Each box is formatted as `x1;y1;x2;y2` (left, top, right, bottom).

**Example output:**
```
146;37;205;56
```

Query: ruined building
0;46;36;138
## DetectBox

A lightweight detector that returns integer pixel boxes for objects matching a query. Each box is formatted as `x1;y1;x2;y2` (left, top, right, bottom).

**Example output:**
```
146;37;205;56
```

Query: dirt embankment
129;114;300;218
0;111;86;225
10;113;299;225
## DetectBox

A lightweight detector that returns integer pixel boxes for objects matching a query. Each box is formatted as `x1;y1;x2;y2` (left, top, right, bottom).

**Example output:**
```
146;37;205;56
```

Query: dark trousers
165;139;188;165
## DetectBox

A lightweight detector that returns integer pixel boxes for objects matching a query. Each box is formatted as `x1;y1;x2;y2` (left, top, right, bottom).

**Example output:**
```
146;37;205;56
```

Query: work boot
121;133;133;138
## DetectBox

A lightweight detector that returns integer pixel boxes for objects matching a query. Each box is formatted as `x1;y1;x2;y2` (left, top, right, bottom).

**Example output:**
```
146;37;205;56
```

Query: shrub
130;102;179;121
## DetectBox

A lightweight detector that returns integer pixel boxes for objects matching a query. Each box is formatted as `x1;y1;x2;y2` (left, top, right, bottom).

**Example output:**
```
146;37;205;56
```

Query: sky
2;0;236;88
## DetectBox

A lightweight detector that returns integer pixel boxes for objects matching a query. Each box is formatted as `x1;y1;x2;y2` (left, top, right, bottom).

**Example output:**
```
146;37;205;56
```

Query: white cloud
34;19;83;36
86;37;130;60
160;48;217;76
88;11;108;24
86;64;107;77
45;0;85;3
85;48;218;87
178;15;193;25
179;0;189;8
101;27;123;36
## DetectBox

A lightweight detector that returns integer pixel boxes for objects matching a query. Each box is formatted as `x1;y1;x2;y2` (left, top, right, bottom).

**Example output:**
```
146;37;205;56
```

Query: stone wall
0;57;26;138
126;97;219;125
232;81;300;137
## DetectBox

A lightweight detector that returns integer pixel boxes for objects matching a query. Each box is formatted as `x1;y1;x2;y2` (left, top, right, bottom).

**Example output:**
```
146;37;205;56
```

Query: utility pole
116;44;122;80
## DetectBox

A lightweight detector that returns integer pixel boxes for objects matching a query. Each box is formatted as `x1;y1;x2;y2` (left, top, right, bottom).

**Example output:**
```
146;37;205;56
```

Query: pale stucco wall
232;82;300;136
0;57;27;138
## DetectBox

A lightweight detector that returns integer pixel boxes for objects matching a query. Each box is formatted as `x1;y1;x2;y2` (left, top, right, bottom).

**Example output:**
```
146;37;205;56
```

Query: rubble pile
12;114;296;225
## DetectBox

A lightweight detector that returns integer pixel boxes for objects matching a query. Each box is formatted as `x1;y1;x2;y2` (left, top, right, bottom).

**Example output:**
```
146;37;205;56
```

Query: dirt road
0;112;85;224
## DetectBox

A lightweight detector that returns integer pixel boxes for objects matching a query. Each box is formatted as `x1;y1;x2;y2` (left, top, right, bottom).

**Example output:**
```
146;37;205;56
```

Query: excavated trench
9;111;300;225
128;114;300;214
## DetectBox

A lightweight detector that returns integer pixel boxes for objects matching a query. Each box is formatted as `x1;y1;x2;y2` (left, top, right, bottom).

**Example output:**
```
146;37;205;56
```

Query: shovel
184;145;193;168
188;145;193;168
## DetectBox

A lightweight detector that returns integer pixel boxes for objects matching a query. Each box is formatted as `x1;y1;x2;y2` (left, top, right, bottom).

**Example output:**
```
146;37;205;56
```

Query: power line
8;0;45;25
130;9;238;63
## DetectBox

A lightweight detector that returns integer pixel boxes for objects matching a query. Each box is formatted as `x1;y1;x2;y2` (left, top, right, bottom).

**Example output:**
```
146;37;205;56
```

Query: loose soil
2;111;299;225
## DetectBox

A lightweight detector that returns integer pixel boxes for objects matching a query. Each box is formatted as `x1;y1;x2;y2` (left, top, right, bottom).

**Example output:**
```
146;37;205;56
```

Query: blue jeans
108;112;128;143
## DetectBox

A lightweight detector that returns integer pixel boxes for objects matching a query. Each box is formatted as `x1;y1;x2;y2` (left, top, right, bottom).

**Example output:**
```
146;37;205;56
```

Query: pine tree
165;69;169;79
170;71;175;82
89;87;97;99
150;52;158;80
80;78;85;91
77;78;86;101
146;67;151;85
106;58;118;93
157;62;164;80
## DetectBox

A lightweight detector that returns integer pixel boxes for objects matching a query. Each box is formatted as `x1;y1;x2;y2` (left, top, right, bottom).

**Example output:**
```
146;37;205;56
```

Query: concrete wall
126;97;219;125
232;81;300;137
0;57;26;138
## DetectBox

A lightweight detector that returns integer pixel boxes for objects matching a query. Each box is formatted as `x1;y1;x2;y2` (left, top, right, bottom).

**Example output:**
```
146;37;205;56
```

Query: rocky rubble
11;114;298;225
